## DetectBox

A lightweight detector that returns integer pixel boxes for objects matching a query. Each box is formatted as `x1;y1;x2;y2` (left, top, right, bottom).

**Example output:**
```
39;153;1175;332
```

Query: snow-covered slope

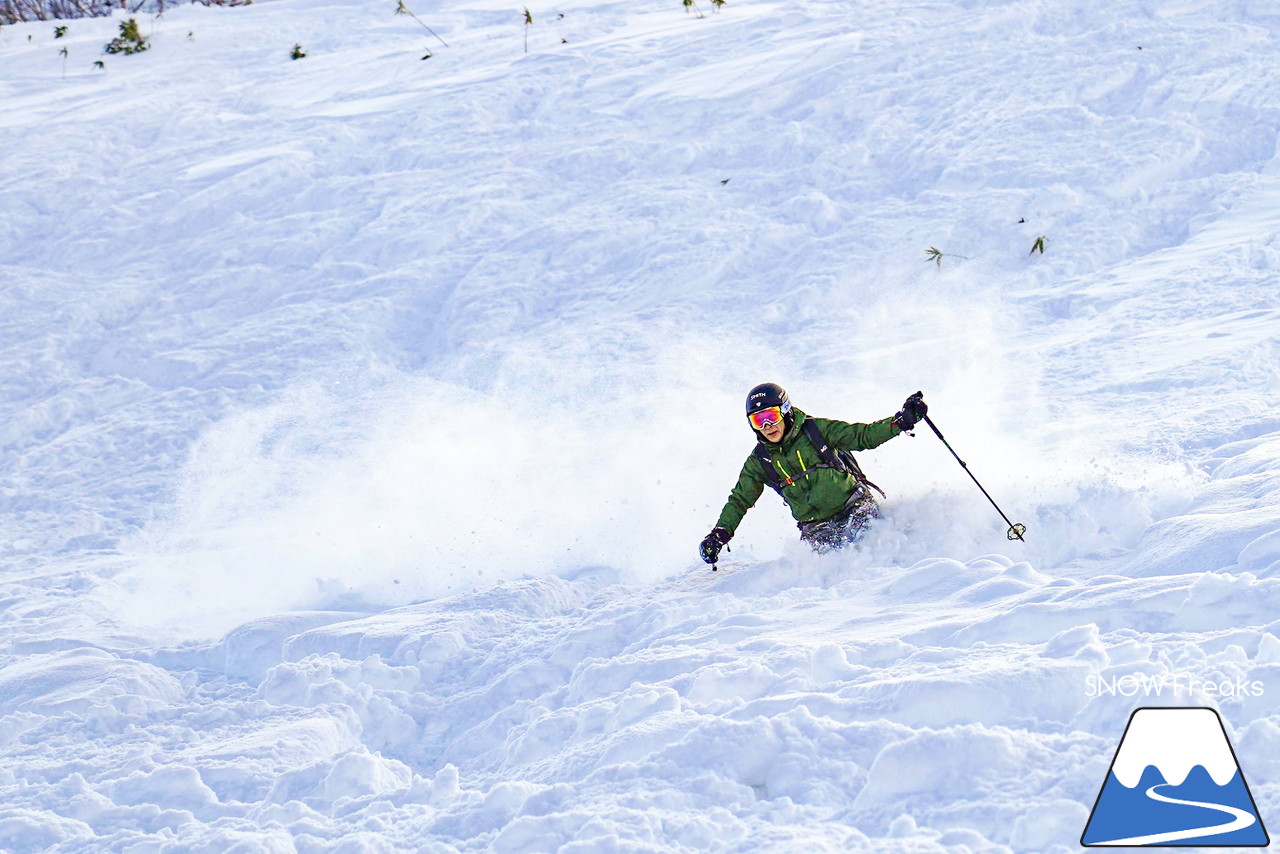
1;0;1279;849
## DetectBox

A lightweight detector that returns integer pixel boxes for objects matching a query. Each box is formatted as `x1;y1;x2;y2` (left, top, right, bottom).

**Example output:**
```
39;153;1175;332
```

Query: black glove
892;391;927;432
699;527;732;565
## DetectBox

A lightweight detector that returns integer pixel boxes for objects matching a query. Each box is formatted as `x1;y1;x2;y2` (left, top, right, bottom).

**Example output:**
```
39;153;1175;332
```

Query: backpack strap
836;448;887;498
804;419;886;497
754;419;887;499
801;419;840;468
753;442;785;495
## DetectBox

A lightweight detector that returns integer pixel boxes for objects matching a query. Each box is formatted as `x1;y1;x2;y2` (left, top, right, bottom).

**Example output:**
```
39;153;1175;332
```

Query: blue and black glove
892;391;928;432
699;527;732;566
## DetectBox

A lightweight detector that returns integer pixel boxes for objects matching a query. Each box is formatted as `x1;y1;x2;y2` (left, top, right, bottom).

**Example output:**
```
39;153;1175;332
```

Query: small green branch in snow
54;25;66;37
104;18;148;55
924;246;969;267
1030;236;1046;255
396;1;447;48
683;0;705;17
291;42;307;60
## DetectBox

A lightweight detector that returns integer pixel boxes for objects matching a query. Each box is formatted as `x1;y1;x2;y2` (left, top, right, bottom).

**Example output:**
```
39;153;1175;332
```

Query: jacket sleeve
815;415;901;451
714;455;767;536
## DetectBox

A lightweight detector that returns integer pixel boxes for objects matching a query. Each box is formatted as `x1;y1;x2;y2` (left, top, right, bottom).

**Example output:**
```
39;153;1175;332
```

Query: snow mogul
699;383;926;564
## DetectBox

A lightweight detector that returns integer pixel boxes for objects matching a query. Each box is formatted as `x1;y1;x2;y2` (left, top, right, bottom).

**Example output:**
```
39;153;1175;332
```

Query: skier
699;383;927;564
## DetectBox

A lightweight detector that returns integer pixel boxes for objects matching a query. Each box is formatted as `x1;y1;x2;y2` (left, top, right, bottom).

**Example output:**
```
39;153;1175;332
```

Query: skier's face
759;418;786;443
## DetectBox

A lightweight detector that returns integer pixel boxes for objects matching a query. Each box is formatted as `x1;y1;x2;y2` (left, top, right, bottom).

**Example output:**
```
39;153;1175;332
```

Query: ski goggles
747;405;789;430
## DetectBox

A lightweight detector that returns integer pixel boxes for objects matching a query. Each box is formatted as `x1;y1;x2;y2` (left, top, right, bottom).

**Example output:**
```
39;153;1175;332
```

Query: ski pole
915;404;1026;542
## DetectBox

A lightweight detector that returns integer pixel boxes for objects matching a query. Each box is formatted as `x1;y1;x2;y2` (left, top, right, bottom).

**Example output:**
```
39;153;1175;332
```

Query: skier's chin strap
754;419;886;499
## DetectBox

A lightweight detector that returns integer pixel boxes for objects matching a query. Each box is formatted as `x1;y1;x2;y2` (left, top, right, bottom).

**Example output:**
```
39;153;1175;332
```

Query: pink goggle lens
748;406;785;430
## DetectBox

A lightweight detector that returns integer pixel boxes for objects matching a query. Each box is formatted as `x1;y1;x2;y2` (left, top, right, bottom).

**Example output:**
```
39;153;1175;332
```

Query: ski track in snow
1;0;1280;850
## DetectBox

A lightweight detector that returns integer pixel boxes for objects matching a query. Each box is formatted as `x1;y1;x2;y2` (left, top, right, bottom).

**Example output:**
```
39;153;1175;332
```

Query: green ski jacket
715;407;900;535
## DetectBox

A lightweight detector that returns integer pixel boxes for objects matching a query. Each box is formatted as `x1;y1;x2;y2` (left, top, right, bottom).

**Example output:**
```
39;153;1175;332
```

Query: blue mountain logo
1082;707;1269;846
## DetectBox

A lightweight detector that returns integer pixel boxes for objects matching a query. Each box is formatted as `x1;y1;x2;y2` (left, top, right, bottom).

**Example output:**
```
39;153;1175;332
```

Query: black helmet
745;382;791;415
